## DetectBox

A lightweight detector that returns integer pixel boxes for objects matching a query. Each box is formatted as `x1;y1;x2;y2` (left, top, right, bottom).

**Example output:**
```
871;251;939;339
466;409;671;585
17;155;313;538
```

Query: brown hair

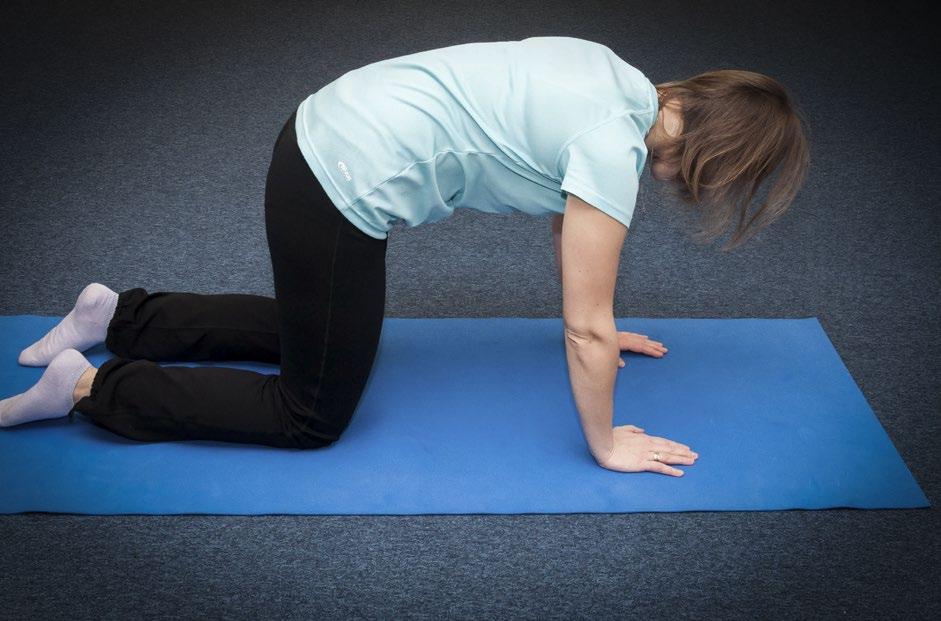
654;69;811;251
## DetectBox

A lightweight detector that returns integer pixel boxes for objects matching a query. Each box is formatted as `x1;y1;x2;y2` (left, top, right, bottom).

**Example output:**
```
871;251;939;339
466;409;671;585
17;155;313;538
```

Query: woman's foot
0;349;94;427
18;282;118;366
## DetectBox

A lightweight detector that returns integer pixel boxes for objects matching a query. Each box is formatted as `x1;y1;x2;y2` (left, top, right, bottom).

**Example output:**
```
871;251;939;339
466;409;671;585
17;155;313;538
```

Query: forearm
563;328;618;462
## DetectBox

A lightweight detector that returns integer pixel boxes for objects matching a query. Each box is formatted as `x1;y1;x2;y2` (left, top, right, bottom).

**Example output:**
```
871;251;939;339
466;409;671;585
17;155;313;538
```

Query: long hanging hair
654;70;811;251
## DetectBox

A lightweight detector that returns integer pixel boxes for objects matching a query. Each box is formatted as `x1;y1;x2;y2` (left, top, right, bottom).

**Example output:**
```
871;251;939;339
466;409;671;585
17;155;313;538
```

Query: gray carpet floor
1;1;938;618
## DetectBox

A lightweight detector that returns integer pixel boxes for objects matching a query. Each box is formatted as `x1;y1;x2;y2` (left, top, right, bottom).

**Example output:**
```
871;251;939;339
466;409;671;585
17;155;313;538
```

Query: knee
280;415;338;450
275;381;356;449
289;434;336;450
280;403;352;450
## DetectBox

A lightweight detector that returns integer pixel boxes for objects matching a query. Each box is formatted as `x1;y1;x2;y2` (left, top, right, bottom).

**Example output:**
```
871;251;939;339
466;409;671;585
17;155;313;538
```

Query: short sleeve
557;118;646;229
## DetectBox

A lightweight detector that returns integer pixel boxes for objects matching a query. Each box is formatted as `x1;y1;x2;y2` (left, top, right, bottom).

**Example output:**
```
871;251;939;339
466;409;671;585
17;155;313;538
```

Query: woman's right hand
595;425;698;476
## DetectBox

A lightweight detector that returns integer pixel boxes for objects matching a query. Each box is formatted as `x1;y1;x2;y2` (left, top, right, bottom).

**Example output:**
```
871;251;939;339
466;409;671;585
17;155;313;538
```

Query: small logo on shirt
337;160;352;181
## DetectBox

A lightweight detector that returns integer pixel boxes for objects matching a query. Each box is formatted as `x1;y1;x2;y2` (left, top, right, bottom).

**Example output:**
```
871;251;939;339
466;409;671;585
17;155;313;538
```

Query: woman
0;36;809;476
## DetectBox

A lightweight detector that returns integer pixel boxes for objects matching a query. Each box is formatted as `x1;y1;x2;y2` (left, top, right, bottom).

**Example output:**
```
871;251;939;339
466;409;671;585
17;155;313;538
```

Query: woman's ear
663;102;683;138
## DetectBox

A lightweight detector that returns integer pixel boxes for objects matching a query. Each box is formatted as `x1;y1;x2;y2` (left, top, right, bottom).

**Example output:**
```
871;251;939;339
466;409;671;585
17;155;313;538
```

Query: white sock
0;349;93;427
18;282;119;367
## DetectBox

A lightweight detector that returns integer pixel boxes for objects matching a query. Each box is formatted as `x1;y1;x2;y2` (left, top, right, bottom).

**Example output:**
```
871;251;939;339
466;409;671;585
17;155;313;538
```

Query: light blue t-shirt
295;36;659;239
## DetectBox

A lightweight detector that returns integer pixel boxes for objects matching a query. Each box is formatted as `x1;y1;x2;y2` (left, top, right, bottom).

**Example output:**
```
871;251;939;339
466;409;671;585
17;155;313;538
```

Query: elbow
564;325;595;347
563;322;616;348
563;322;619;371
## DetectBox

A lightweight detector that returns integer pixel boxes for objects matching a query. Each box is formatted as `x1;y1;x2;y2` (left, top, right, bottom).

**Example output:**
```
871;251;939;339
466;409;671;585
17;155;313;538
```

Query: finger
621;332;648;343
649;437;693;454
646;461;684;476
655;452;697;465
622;424;645;433
649;435;690;450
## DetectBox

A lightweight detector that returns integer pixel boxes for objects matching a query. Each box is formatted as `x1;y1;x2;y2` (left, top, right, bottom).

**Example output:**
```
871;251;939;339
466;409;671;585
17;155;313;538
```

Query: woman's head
646;69;811;251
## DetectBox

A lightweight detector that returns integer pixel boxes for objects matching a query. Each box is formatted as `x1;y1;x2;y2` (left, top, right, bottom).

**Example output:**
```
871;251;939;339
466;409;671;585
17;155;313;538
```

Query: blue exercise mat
0;315;929;515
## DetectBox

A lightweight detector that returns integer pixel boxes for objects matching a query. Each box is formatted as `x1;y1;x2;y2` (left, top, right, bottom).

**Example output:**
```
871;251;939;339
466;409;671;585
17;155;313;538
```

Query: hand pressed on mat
617;331;668;368
595;424;698;476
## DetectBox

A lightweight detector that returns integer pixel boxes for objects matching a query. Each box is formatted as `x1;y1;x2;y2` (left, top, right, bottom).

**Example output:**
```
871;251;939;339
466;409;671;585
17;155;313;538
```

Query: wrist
589;434;615;465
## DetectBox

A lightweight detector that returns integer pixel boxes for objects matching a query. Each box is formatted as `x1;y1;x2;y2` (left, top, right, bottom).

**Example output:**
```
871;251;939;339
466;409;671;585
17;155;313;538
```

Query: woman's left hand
617;331;668;368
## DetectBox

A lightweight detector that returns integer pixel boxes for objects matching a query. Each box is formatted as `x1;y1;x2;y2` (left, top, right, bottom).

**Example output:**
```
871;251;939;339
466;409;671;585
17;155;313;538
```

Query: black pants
71;109;388;449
